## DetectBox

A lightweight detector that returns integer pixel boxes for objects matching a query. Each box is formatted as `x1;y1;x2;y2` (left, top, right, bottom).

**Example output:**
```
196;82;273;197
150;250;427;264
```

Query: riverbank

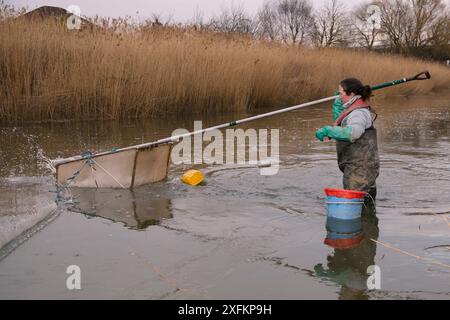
1;19;449;123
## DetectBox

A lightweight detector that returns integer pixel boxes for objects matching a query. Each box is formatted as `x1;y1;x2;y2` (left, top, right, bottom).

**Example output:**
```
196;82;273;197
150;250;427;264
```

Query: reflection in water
65;188;173;230
315;204;379;300
324;217;364;250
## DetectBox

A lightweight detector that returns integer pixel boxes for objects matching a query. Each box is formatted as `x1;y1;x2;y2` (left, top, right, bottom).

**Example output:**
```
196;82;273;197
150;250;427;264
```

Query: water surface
0;94;449;299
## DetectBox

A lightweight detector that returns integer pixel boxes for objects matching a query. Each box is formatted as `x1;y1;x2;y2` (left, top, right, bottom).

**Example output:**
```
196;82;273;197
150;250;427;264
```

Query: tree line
198;0;449;61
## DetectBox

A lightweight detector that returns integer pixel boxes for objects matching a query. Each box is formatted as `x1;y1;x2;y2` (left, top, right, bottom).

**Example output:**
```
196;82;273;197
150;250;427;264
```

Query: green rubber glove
332;91;344;122
315;126;329;141
315;125;352;142
327;126;352;142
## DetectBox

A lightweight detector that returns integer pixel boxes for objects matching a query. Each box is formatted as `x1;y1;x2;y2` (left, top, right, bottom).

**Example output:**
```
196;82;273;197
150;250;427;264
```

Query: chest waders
336;124;380;201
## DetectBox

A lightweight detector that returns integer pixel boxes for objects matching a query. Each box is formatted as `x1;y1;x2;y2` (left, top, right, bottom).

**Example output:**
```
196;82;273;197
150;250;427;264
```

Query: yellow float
181;170;204;186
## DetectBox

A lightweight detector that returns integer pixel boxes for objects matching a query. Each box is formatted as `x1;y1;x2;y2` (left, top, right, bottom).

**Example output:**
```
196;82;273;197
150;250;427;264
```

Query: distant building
19;6;95;31
22;5;71;19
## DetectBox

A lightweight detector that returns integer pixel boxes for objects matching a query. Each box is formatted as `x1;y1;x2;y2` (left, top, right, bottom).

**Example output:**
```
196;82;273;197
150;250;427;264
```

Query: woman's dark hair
340;78;372;101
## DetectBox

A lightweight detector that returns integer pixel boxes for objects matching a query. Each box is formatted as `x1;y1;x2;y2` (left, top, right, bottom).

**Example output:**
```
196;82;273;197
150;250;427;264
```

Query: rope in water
444;215;450;228
433;212;450;229
129;249;210;299
371;239;450;270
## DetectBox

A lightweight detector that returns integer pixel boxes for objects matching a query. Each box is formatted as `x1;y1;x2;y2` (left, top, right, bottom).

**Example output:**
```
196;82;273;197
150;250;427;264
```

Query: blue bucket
324;188;366;220
326;216;362;237
324;216;364;249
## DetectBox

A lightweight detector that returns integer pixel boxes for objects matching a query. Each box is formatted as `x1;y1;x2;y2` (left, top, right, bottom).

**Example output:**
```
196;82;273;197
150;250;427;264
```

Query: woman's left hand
315;126;331;141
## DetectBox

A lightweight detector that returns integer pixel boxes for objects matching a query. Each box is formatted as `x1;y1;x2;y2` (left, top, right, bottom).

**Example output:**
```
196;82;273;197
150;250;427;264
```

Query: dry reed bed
1;19;449;123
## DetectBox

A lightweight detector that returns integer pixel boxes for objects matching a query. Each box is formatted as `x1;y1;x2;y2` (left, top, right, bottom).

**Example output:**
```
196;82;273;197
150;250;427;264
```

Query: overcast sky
9;0;367;22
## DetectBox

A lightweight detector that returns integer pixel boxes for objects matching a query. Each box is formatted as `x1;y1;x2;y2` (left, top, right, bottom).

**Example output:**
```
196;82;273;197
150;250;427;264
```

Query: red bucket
324;188;366;200
324;233;365;250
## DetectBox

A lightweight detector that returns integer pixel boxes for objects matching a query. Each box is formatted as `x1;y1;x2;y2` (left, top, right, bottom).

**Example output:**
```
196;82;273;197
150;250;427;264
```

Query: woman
315;78;379;202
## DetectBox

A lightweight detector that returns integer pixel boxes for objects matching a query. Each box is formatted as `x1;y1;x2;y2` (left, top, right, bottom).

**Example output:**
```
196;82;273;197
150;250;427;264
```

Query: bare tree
276;0;315;45
408;0;446;48
350;1;382;50
192;5;205;30
151;14;163;27
255;1;280;41
378;0;448;55
418;5;450;59
377;0;409;51
0;0;26;20
312;0;350;47
427;8;450;47
208;3;255;34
